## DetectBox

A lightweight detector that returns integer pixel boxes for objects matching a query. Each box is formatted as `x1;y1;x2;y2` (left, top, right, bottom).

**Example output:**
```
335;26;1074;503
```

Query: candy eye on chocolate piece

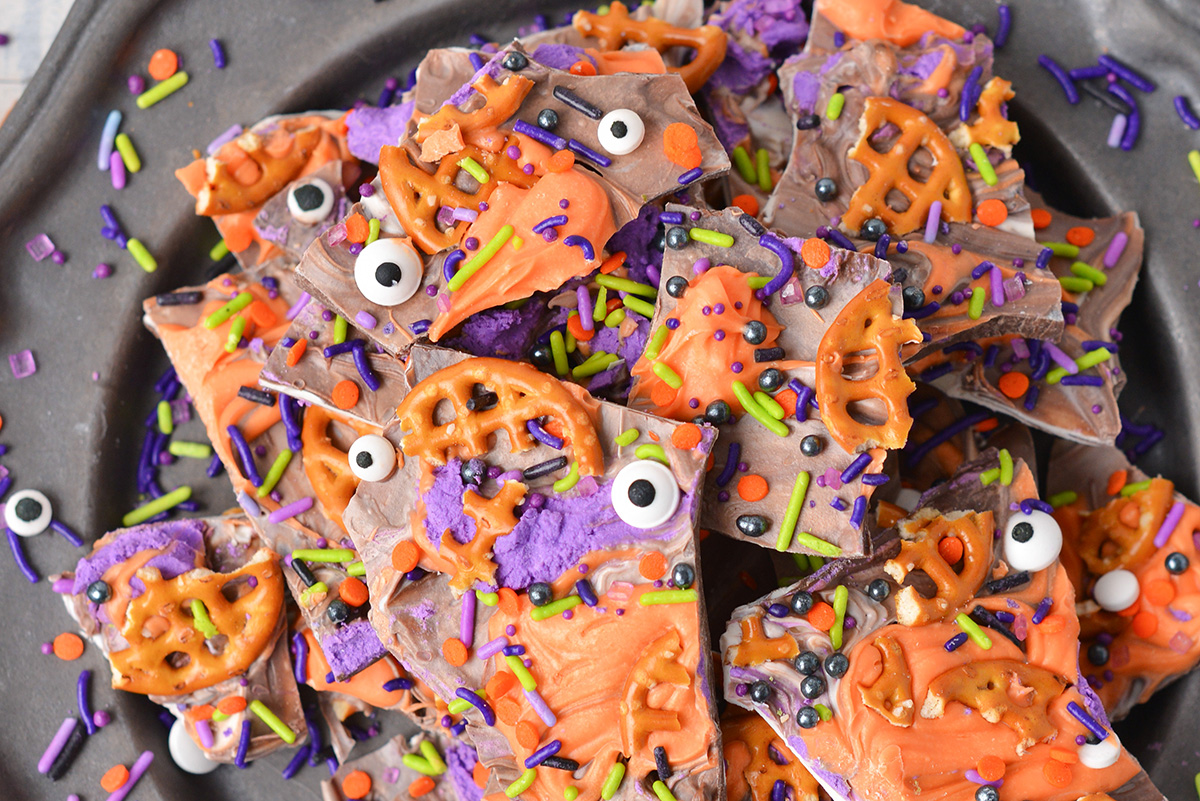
354;238;422;306
597;109;645;156
348;434;397;482
1002;509;1062;572
1078;734;1121;769
287;177;334;225
5;489;51;537
611;460;680;529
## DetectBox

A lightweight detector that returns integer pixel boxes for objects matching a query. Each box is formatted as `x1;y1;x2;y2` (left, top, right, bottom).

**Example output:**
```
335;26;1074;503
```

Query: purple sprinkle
849;496;867;528
562;234;595;261
567;138;611;167
532;214;568;234
1038;55;1079;103
576;579;598;606
1031;597;1053;624
994;4;1012;47
1067;701;1109;741
840;452;872;484
524;739;562;768
944;633;968;651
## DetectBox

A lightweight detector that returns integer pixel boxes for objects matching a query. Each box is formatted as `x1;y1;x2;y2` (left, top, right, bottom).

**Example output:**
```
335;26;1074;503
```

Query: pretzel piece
730;615;800;667
723;712;821;801
574;2;728;93
394;358;604;476
440;481;526;594
197;127;322;216
815;279;921;452
920;660;1067;754
416;74;534;150
963;78;1020;150
110;549;285;696
858;635;915;727
1077;477;1173;575
843;97;972;236
301;406;373;534
620;629;691;754
884;511;994;626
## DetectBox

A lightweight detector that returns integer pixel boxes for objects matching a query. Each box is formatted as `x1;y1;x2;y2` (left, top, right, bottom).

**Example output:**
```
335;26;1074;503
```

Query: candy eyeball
5;489;52;537
286;177;335;225
354;238;422;306
1003;509;1062;572
611;460;680;529
1078;734;1121;769
348;434;397;482
596;109;645;156
169;717;219;774
1092;568;1139;612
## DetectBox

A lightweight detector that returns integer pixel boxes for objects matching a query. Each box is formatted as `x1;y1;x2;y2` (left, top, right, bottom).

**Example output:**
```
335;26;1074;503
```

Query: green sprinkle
168;440;212;459
571;352;614;380
505;655;537;690
732;146;756;183
1070;261;1108;286
652;780;677;801
419;739;447;773
595;273;657;298
257;448;294;498
998;448;1013;486
157;400;174;434
248;699;297;744
1077;347;1115;370
565;328;576;354
809;555;825;571
689;228;735;247
365;217;381;246
791;552;811;573
476;590;499;606
224;315;247;353
814;703;832;722
825;92;845;120
550;330;569;376
565;787;579;801
793;532;842;558
457;156;490;184
746;275;771;289
1194;770;1200;799
402;754;439;775
754;391;785;420
634;443;669;465
1058;276;1093;294
979;467;1001;486
123;485;192;526
136;70;189;109
969;143;997;186
290;548;356;563
204;291;254;329
506;769;538;799
1119;480;1151;498
593;286;608;321
755;147;772;191
831;585;849;650
732;380;789;437
190;599;219;638
447;696;474;715
333;314;348;344
967;286;986;320
955;612;992;649
644;325;669;360
114;133;142;172
604;308;626;327
532;595;582;621
300;581;328;603
211;709;230;722
639;589;698;605
448;224;513;291
347;561;366;577
775;471;811;552
209;240;229;261
615;429;639;447
1045;241;1081;258
553;461;580;492
1190;150;1200;185
623;295;656;318
126;238;157;272
652;361;682;388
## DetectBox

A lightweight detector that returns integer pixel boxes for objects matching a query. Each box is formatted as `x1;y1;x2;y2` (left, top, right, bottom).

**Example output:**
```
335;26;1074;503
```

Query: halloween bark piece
627;205;919;556
721;449;1166;801
339;345;724;801
56;515;304;764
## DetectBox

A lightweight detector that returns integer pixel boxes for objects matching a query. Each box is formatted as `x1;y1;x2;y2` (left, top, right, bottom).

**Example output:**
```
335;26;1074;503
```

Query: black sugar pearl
529;343;554;370
528;582;553;607
800;674;826;699
824;653;850;679
796;706;820;728
461;458;486;486
800;435;823;457
890;267;908;284
758;368;784;392
736;514;768;538
796;114;821;130
671;563;695;589
86;580;112;603
705;400;732;425
749;681;772;703
790;591;814;616
502;51;529;71
1087;642;1110;666
814;177;837;202
902;285;925;311
326;599;352;625
665;276;689;298
804;285;829;310
860;218;888;241
651;226;666;253
665;226;690;249
1166;552;1190;574
866;578;891;602
742;320;768;345
794;650;820;675
537;108;559;131
975;787;1000;801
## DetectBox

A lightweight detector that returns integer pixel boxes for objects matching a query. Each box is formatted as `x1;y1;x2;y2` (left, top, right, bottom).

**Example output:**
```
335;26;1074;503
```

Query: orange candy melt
807;602;836;631
443;638;469;666
650;382;678;409
997;371;1030;399
800;237;832;269
639;551;668;580
392;540;421;573
486;670;516;699
342;769;373;799
473;761;490;788
52;632;85;661
148;49;179;81
1143;578;1176;606
670;422;703;450
662;122;702;169
976;198;1008;227
101;765;131;792
1066;226;1096;247
515;719;540;749
339;576;370;607
332;380;360;409
737;474;769;502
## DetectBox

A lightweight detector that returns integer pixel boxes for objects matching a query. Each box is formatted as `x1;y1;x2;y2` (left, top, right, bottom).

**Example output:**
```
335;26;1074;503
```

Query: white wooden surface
0;0;74;123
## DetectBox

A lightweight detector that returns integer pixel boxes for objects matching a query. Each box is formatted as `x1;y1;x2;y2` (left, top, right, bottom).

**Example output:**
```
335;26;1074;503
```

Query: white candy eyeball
349;434;397;482
354;238;422;306
1078;733;1121;769
1093;568;1140;612
286;178;335;225
597;109;646;156
169;717;219;774
4;489;52;537
1003;509;1062;573
611;460;680;529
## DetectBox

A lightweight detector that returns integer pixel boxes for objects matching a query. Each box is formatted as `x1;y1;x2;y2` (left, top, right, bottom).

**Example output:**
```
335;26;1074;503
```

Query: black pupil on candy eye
627;479;656;508
292;184;324;211
1011;521;1034;543
376;262;403;287
356;452;374;469
609;120;628;139
15;498;42;522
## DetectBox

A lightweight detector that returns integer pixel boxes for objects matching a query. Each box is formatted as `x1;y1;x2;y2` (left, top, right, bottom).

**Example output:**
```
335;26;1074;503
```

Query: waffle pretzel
858;635;915;727
573;2;728;93
394;358;604;476
441;481;526;594
196;127;322;216
301;406;376;533
416;74;534;150
815;279;920;453
1076;477;1173;575
620;629;691;754
109;549;285;696
884;510;994;626
921;660;1067;754
843;97;972;236
723;712;820;801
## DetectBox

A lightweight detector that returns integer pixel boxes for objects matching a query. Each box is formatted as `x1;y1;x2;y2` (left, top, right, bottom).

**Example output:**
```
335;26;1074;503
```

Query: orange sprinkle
494;696;521;725
1065;226;1096;247
639;551;668;580
600;251;626;274
515;720;540;750
547;150;576;173
1049;746;1079;764
486;670;516;699
937;536;964;565
739;570;758;591
244;299;278;328
737;474;769;502
606;298;625;314
976;755;1006;782
569;60;597;76
973;417;1000;433
339;576;370;607
286;338;308;367
650;382;678;409
218;696;248;715
807;602;836;631
1042;758;1072;788
976;198;1009;227
773;389;797;418
473;760;490;788
498;587;520;617
1143;578;1176;606
147;49;179;81
1039;614;1067;634
800;237;831;269
662;122;702;168
647;430;660;443
332;379;360;409
344;213;370;244
443;638;469;666
52;632;85;661
1131;610;1159;639
392;541;421;573
671;423;703;450
101;764;130;792
1106;469;1128;496
566;314;595;342
997;371;1030;399
731;194;760;216
1030;208;1052;229
409;776;437;797
342;769;373;799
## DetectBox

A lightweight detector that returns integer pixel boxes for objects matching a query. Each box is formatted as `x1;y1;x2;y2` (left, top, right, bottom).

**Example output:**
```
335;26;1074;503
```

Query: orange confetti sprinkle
1042;758;1072;788
332;379;360;409
650;382;678;409
339;576;370;607
344;213;370;244
569;60;597;76
976;198;1009;227
670;423;703;450
191;704;215;720
410;776;437;797
515;720;540;750
800;237;831;269
937;535;964;565
663;122;702;169
52;632;85;661
1106;469;1128;496
647;430;660;442
392;541;421;573
1116;599;1141;618
1131;610;1159;638
807;601;836;631
639;551;668;580
217;696;248;715
997;371;1030;399
486;670;516;699
976;755;1006;782
286;338;307;367
1030;208;1052;229
731;194;760;216
101;764;130;792
494;696;521;725
443;638;469;666
147;49;179;81
1065;226;1095;247
737;474;769;502
547;150;576;173
342;769;373;799
1143;578;1176;606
